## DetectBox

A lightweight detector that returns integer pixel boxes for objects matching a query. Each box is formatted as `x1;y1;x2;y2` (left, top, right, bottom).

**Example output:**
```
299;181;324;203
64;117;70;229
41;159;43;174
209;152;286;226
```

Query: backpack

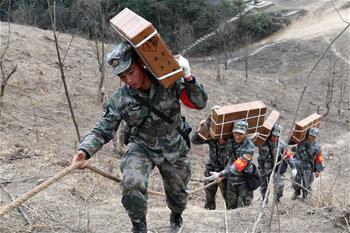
242;163;262;191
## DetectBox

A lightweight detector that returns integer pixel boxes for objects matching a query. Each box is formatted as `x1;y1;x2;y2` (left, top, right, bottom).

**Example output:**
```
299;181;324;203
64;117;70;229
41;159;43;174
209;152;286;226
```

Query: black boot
275;193;283;203
170;212;183;233
131;217;147;233
291;190;301;200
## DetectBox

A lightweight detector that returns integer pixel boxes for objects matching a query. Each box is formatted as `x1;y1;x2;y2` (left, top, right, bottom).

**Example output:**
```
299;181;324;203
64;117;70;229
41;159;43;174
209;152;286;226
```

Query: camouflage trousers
203;169;225;210
120;142;191;221
220;177;253;209
292;167;314;197
259;170;284;200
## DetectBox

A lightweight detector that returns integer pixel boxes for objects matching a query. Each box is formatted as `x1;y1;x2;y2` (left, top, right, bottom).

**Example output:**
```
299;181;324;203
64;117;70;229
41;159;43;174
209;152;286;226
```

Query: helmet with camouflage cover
308;127;319;137
106;41;137;76
232;120;248;134
271;124;282;137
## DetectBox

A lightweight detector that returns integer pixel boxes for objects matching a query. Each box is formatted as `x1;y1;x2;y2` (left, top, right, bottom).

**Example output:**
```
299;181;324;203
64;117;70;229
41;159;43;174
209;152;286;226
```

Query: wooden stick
86;164;165;196
86;164;121;183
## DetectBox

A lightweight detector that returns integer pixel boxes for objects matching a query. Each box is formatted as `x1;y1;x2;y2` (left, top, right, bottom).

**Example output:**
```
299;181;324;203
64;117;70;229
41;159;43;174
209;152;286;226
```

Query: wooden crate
254;110;280;146
290;113;321;144
209;101;267;139
198;122;211;141
110;8;184;88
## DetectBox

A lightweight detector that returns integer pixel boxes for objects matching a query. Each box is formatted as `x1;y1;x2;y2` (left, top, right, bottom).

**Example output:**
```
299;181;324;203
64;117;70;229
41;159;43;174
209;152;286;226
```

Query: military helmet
232;120;248;134
308;127;319;137
106;41;136;76
271;124;282;136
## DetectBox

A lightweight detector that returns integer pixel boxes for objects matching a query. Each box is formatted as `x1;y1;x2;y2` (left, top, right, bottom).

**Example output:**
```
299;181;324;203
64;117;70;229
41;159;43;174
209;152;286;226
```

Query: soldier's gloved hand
203;171;219;181
176;55;192;81
203;171;224;182
291;168;297;179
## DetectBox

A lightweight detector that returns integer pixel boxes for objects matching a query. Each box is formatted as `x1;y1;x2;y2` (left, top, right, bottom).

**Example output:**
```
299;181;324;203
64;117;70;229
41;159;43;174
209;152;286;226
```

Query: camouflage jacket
224;137;255;182
79;76;208;165
291;139;324;172
191;131;232;172
258;139;294;176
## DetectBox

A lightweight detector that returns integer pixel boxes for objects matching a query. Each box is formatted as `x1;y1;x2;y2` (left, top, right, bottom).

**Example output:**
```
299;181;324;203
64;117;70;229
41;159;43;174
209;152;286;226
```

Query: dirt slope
0;1;349;232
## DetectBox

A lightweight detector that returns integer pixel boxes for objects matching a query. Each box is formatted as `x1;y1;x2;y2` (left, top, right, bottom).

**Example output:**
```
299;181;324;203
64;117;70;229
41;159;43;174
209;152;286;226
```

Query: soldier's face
271;135;279;143
307;135;316;144
118;62;150;90
233;132;246;143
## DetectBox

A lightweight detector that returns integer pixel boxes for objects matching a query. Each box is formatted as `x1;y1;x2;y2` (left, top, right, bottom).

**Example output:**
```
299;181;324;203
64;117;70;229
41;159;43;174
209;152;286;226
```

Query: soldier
291;127;324;200
204;120;256;209
71;41;208;233
257;125;296;203
191;116;232;210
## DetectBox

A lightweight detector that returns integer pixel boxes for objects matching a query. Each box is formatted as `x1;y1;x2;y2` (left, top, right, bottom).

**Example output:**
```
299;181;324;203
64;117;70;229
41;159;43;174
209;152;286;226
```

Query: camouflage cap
271;124;282;136
308;127;319;137
233;120;248;134
106;41;135;76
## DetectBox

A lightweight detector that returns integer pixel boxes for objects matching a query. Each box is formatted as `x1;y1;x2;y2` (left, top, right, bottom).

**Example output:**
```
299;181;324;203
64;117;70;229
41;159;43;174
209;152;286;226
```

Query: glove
176;55;192;79
203;171;221;182
291;169;297;179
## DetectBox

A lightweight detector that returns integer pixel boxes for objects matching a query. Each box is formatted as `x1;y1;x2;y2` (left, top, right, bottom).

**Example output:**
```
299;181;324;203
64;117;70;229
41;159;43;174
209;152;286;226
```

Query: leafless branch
0;0;17;99
331;0;349;24
47;0;81;141
224;199;228;233
287;23;350;141
62;34;75;64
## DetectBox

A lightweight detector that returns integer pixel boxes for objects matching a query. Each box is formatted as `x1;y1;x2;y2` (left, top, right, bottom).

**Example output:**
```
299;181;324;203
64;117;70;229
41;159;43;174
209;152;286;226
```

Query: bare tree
47;0;80;141
11;0;39;26
0;0;17;102
75;0;121;103
239;33;253;83
317;56;336;118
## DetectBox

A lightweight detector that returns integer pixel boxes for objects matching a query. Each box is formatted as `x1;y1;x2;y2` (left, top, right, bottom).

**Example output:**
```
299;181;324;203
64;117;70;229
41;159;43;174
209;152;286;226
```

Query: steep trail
227;3;350;65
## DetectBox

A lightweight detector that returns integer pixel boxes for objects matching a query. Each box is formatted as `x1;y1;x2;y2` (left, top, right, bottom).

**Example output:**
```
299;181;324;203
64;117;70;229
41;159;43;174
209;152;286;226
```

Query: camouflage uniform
191;123;231;210
221;137;255;209
258;139;294;201
291;139;324;198
79;74;207;228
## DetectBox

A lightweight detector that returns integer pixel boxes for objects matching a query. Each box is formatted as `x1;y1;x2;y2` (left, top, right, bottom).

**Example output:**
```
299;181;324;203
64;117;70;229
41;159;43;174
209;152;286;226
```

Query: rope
0;160;220;216
0;161;84;216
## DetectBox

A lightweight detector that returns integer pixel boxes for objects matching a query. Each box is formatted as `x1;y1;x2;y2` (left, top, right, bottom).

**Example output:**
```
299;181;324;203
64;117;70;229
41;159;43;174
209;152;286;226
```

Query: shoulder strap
133;95;190;148
134;95;173;124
